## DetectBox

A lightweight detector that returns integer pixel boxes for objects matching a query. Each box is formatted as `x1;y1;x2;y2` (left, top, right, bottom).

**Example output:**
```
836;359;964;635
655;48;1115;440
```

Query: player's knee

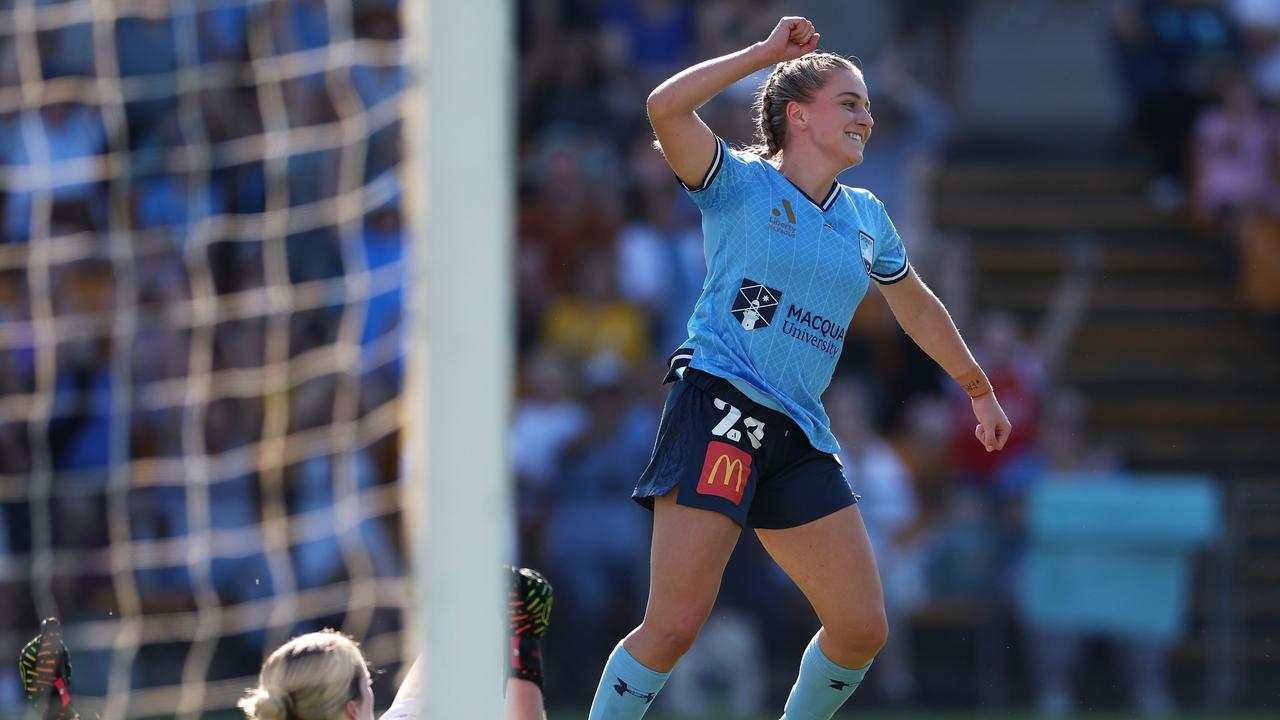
643;614;704;660
865;614;890;655
827;610;888;663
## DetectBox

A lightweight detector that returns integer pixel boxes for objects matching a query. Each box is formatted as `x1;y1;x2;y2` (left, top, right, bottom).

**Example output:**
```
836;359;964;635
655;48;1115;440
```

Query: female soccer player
239;629;376;720
586;17;1011;720
236;567;554;720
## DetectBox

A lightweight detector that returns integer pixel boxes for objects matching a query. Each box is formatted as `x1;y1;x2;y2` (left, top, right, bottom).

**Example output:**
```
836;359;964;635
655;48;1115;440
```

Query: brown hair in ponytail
746;53;861;161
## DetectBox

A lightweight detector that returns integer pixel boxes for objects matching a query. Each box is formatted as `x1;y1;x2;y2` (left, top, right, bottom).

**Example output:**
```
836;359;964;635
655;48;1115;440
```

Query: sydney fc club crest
858;230;875;274
731;278;782;330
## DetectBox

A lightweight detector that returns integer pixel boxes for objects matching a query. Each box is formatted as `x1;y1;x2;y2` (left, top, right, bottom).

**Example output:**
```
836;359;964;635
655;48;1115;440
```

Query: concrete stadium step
1238;480;1280;540
1236;476;1280;501
1244;588;1280;621
1095;430;1280;470
1243;555;1280;583
1075;308;1269;331
1245;524;1280;542
1061;354;1280;390
972;240;1224;275
933;165;1150;195
930;161;1191;233
1091;393;1280;428
977;281;1238;314
1074;325;1277;353
935;192;1185;234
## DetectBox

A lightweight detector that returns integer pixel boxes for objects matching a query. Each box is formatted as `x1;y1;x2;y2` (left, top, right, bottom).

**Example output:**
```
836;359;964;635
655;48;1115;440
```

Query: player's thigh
754;504;884;631
642;488;741;629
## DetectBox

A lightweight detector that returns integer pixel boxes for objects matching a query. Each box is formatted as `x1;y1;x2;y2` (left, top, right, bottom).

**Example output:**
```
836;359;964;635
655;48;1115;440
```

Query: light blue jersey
675;137;910;453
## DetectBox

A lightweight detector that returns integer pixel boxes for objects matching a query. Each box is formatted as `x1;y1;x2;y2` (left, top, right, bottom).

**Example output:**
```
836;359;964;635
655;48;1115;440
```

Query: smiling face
791;67;873;169
752;53;871;170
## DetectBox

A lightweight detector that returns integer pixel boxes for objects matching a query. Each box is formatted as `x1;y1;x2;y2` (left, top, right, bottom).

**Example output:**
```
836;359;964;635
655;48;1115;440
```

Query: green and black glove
505;565;553;689
19;617;79;720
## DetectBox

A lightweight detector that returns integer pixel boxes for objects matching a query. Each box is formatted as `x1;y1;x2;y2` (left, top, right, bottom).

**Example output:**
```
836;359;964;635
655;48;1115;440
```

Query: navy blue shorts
632;368;857;529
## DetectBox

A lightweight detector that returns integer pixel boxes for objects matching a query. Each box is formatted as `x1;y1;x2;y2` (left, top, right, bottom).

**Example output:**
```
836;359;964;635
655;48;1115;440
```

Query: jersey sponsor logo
858;230;875;273
697;440;751;505
768;199;797;237
780;304;848;358
731;278;782;330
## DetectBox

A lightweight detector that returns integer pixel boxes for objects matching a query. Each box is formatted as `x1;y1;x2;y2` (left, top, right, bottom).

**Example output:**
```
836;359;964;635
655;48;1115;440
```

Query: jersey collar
783;176;841;212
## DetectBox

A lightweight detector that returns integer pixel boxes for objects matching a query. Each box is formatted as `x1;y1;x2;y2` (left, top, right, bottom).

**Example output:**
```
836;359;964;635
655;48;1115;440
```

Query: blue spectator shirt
676;137;909;453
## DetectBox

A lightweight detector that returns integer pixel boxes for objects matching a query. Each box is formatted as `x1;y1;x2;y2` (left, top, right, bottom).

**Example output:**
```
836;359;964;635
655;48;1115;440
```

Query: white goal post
403;1;513;719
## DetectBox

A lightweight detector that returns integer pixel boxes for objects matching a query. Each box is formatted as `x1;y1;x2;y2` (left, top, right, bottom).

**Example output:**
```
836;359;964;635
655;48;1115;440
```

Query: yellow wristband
953;366;993;398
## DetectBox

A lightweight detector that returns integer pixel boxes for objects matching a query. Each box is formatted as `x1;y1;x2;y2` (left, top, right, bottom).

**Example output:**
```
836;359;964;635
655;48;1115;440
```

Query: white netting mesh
0;1;411;716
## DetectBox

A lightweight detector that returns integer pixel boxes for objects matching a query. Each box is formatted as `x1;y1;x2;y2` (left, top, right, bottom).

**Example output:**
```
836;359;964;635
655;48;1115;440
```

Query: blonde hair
748;53;861;160
239;630;368;720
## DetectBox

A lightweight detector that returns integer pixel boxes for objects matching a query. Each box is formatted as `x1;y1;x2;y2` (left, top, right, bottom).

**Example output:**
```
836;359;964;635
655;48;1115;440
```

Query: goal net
0;1;415;716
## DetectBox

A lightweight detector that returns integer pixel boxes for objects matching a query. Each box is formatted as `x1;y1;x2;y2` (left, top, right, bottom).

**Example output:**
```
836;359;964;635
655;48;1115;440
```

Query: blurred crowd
0;0;408;706
511;0;1242;716
1109;0;1280;311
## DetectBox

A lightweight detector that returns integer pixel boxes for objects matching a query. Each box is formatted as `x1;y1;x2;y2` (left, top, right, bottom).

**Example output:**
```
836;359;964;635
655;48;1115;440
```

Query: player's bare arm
878;268;1012;452
647;17;820;187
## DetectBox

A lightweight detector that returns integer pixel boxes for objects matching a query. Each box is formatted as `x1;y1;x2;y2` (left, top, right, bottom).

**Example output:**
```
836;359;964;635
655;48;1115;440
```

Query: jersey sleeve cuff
676;137;725;192
870;260;910;285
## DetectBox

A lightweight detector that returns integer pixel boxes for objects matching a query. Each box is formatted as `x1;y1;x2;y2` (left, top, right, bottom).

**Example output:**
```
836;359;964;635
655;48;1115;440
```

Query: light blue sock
782;632;872;720
587;641;671;720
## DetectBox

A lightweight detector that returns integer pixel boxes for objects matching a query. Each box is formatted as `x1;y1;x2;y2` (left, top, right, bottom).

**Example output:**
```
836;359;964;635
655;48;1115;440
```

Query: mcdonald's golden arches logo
696;441;752;506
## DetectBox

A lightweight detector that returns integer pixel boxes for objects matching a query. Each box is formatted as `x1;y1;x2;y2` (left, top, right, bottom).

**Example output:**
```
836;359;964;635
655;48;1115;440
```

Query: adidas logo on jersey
768;199;797;238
